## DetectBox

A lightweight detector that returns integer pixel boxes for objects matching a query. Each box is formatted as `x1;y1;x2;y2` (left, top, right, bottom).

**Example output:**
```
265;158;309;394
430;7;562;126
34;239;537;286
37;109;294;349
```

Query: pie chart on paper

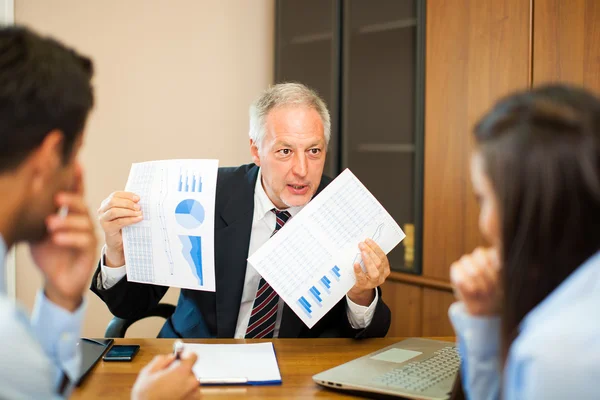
175;199;205;229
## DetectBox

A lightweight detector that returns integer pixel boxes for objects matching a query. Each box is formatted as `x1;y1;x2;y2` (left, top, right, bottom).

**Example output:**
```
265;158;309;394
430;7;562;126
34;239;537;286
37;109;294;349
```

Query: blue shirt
450;251;600;400
0;235;86;399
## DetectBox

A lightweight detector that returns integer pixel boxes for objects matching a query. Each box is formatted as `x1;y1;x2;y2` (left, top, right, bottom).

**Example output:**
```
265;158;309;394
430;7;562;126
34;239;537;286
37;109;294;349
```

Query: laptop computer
75;338;114;386
313;338;460;400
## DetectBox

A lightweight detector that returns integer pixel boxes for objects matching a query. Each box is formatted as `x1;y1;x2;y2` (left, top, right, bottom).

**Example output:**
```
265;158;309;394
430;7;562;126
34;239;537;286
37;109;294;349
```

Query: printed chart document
122;159;218;291
248;169;405;328
185;343;281;385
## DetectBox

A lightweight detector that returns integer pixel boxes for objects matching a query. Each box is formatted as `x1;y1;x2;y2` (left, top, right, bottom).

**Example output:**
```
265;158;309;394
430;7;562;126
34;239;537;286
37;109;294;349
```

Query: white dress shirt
100;168;378;338
0;235;86;399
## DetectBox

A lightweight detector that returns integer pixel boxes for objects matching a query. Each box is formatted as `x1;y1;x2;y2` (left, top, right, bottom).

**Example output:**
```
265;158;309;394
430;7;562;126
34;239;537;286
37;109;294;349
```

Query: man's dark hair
0;26;94;172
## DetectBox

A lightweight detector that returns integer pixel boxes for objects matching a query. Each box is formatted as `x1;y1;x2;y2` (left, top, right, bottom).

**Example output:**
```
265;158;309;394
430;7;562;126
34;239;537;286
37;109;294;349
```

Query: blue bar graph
297;296;312;318
309;286;323;306
320;277;331;294
178;170;203;193
331;265;341;281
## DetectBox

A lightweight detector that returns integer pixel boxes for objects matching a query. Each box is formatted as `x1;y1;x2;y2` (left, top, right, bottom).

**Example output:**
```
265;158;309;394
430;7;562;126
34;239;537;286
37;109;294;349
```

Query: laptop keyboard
373;346;460;393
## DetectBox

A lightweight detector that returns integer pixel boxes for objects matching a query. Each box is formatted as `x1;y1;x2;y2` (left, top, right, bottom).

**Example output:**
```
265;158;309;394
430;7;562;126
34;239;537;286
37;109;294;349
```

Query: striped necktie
245;209;291;338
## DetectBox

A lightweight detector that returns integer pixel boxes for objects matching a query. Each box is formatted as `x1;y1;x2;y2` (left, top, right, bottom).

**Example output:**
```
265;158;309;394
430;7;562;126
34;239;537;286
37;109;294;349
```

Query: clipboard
180;342;282;386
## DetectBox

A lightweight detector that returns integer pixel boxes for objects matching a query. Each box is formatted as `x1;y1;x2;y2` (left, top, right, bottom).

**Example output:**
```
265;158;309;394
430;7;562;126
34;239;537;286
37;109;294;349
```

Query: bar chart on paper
122;159;218;292
178;168;203;193
297;266;344;318
249;169;406;328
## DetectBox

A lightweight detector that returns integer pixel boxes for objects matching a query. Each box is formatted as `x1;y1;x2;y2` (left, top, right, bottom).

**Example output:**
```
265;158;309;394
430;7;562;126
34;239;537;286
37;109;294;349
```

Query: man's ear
250;139;261;167
28;129;64;193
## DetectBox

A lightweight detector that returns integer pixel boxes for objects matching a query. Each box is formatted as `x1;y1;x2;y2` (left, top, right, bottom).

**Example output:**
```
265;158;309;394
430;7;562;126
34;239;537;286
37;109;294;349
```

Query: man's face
20;133;84;243
251;106;327;209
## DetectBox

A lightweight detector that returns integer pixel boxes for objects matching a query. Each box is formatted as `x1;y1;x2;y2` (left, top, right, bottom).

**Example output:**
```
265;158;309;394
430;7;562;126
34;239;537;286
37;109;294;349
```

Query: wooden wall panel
421;288;456;337
381;281;422;337
422;0;531;281
533;0;600;92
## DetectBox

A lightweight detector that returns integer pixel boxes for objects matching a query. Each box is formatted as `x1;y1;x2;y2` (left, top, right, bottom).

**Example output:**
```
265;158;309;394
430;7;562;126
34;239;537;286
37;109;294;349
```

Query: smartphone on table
102;344;140;362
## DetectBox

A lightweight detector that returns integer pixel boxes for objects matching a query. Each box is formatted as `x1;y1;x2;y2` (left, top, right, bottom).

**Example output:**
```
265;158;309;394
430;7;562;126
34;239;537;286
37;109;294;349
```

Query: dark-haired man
0;26;199;399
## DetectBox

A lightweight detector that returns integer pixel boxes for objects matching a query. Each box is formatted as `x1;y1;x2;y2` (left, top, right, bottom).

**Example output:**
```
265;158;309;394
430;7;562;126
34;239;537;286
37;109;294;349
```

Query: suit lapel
215;165;259;337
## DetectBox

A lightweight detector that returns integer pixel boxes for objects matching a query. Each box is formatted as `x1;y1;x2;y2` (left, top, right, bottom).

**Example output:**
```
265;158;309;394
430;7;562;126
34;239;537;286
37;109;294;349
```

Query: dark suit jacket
91;163;391;338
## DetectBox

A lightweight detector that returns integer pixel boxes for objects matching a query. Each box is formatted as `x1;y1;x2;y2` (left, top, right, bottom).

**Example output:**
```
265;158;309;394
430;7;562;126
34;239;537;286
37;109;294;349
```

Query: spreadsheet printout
248;169;405;327
122;159;218;291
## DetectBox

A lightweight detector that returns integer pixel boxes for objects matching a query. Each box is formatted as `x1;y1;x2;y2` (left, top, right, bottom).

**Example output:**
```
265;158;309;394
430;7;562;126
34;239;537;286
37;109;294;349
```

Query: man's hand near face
30;165;98;312
346;238;391;306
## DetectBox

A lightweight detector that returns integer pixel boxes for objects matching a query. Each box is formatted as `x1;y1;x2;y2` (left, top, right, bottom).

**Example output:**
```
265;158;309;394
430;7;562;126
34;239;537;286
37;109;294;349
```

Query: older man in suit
92;83;392;339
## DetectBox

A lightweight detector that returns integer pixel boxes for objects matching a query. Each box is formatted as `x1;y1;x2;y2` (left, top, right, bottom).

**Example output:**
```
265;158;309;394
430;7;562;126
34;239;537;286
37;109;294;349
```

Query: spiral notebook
184;342;281;385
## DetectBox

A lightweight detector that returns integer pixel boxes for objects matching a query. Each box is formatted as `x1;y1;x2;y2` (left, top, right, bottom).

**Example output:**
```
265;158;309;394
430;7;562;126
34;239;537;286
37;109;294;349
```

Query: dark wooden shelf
288;32;333;45
357;18;417;34
356;143;416;153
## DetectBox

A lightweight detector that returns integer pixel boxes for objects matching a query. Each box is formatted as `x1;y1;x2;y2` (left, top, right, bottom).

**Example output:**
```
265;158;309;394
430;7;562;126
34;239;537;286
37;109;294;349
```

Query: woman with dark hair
449;84;600;399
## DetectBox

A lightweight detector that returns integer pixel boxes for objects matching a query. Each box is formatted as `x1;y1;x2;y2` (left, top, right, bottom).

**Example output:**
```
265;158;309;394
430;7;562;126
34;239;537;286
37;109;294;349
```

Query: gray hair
249;82;331;149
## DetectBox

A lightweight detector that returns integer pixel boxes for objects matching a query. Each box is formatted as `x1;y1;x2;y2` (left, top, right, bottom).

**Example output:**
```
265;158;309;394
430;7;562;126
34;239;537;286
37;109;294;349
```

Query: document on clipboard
184;342;281;385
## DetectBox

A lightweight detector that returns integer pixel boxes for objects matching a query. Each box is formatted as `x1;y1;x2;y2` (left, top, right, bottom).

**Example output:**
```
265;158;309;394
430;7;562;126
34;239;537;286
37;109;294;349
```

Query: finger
178;352;198;371
47;214;92;232
460;256;487;295
451;261;477;296
52;231;96;249
100;208;143;223
365;238;386;261
472;249;499;291
55;193;89;215
359;243;381;281
353;263;368;287
108;191;140;203
104;216;144;230
98;197;141;214
145;354;175;373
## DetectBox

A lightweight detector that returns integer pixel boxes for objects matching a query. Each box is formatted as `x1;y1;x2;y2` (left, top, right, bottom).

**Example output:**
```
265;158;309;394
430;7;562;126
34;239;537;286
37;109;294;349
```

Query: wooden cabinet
275;0;426;274
533;0;600;92
276;0;600;337
381;281;422;337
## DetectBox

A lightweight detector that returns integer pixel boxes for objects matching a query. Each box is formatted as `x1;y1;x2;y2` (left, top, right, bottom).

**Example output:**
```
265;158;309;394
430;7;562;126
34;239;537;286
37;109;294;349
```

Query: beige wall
14;0;274;337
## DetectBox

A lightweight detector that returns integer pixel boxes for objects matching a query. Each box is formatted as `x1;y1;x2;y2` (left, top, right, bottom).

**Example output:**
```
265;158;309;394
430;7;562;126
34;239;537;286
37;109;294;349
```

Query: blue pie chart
175;199;205;229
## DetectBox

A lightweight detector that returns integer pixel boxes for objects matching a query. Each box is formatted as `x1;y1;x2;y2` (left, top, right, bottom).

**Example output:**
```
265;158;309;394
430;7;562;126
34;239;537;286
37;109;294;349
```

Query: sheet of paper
185;343;281;384
248;169;405;328
122;159;218;291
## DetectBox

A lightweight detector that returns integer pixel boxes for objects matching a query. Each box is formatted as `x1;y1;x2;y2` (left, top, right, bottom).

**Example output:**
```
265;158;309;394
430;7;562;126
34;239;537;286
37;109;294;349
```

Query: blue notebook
183;342;281;385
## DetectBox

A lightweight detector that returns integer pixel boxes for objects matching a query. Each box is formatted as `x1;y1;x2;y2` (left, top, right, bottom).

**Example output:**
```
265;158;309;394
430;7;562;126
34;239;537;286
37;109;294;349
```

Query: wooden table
73;337;454;399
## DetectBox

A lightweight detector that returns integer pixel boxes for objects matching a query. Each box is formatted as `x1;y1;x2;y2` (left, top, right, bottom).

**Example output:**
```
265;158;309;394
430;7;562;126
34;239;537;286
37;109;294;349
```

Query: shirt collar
253;168;304;222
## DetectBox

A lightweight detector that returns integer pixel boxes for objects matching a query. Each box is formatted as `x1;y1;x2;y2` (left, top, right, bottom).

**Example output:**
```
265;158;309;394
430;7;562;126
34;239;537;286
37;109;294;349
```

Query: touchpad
370;348;423;364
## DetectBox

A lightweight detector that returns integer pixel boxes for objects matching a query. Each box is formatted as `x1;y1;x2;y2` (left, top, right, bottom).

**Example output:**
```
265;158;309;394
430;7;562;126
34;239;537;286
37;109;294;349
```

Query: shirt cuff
31;290;86;385
449;301;501;356
345;289;379;329
99;245;127;290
